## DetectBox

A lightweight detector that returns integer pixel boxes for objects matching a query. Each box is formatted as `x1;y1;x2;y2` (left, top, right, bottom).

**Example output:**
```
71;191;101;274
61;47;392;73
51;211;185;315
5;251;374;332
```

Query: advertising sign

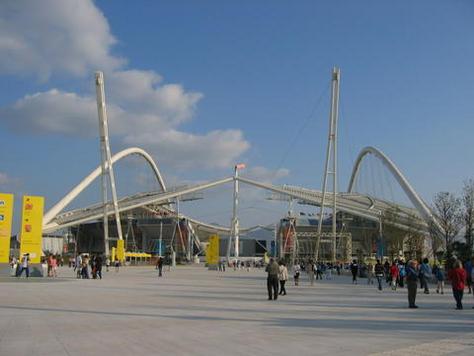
206;235;220;265
0;193;14;263
19;196;44;264
117;239;125;261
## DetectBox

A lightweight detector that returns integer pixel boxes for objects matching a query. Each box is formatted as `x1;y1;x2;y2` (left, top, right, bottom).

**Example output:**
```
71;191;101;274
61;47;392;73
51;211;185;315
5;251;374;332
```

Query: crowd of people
72;254;115;279
263;255;474;310
10;249;474;311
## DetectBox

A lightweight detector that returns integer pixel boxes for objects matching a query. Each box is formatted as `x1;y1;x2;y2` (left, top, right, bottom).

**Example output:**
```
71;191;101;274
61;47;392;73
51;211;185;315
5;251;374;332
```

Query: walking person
293;262;301;286
17;253;30;278
406;260;419;308
350;259;359;284
95;255;103;279
157;256;163;277
390;261;399;290
432;263;444;294
114;258;120;272
51;255;58;278
308;260;315;286
448;259;467;310
105;257;110;272
81;254;90;279
41;257;48;277
265;258;280;300
464;258;473;294
367;262;374;285
75;254;82;278
47;254;53;277
384;259;391;284
10;256;18;277
278;261;288;296
374;259;384;291
419;258;432;294
316;263;323;280
398;261;406;288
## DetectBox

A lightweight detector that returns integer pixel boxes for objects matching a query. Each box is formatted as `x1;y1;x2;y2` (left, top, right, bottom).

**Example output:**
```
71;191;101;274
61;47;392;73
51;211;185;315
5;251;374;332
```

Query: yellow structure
0;193;14;263
117;239;125;262
19;195;44;263
124;252;151;258
264;252;270;264
206;235;220;265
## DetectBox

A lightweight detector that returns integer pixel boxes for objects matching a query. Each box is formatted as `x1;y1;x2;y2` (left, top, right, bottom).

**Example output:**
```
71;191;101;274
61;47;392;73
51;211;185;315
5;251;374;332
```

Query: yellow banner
19;196;44;264
117;239;125;261
206;235;220;265
0;193;14;263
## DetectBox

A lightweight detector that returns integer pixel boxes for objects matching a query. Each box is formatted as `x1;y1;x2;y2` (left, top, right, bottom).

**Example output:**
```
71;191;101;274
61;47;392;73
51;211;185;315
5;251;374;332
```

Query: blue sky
1;0;473;232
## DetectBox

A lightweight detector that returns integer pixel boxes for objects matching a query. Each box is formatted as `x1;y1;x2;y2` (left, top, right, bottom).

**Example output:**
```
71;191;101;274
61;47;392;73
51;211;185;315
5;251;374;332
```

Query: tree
432;192;462;254
382;207;407;259
429;220;445;261
404;212;425;260
461;179;474;256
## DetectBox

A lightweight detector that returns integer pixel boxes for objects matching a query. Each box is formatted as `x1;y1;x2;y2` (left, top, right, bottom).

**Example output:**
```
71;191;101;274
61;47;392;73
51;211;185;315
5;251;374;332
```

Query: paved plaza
1;265;474;356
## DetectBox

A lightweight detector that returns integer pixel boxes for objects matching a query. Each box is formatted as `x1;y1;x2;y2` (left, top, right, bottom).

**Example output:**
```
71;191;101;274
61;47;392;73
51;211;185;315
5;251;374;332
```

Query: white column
95;71;124;257
316;67;340;262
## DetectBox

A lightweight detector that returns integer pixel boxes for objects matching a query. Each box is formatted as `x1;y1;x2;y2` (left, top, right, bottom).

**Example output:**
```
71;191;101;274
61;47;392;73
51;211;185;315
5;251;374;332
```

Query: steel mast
95;71;124;258
315;67;340;262
227;163;245;262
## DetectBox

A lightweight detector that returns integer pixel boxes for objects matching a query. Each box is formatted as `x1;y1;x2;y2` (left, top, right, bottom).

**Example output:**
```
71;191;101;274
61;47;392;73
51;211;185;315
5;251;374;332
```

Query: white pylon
227;163;245;262
95;71;124;257
315;67;340;262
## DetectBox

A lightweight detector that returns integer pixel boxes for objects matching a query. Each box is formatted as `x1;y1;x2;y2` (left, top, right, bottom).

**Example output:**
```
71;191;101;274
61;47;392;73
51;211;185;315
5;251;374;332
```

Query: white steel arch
347;146;441;231
43;147;167;226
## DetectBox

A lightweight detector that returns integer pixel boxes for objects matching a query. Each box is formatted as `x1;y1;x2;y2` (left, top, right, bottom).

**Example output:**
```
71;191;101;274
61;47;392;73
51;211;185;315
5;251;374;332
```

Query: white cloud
1;89;249;170
0;0;124;80
124;129;250;169
245;166;290;183
0;0;251;171
108;70;203;127
1;89;98;136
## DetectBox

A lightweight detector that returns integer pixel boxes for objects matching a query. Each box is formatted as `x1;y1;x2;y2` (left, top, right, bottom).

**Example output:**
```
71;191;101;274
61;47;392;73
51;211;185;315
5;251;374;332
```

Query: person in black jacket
406;260;419;308
350;260;359;284
265;258;280;300
374;260;384;291
384;260;391;284
95;255;103;279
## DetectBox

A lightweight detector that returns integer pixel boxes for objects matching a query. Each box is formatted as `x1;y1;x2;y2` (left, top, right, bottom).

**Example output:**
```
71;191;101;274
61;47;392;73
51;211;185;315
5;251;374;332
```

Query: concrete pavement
1;265;473;355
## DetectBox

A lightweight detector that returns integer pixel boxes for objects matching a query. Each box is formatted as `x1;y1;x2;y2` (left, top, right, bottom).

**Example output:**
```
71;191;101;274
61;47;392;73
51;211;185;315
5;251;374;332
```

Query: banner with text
206;235;220;265
117;239;125;261
19;195;44;264
0;193;14;263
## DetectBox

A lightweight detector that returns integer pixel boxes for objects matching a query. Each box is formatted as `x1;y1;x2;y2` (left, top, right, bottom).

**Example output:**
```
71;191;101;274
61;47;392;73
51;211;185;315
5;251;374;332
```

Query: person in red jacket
448;259;467;310
390;261;399;290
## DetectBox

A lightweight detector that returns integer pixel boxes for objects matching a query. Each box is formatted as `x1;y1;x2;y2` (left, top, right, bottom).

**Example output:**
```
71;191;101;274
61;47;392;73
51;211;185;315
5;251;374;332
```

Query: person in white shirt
18;253;30;278
278;261;289;295
293;262;301;286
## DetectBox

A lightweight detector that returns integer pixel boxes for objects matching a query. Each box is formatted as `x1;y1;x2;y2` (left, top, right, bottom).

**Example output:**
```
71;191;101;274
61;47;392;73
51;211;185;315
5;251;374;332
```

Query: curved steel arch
43;147;167;225
347;146;441;231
